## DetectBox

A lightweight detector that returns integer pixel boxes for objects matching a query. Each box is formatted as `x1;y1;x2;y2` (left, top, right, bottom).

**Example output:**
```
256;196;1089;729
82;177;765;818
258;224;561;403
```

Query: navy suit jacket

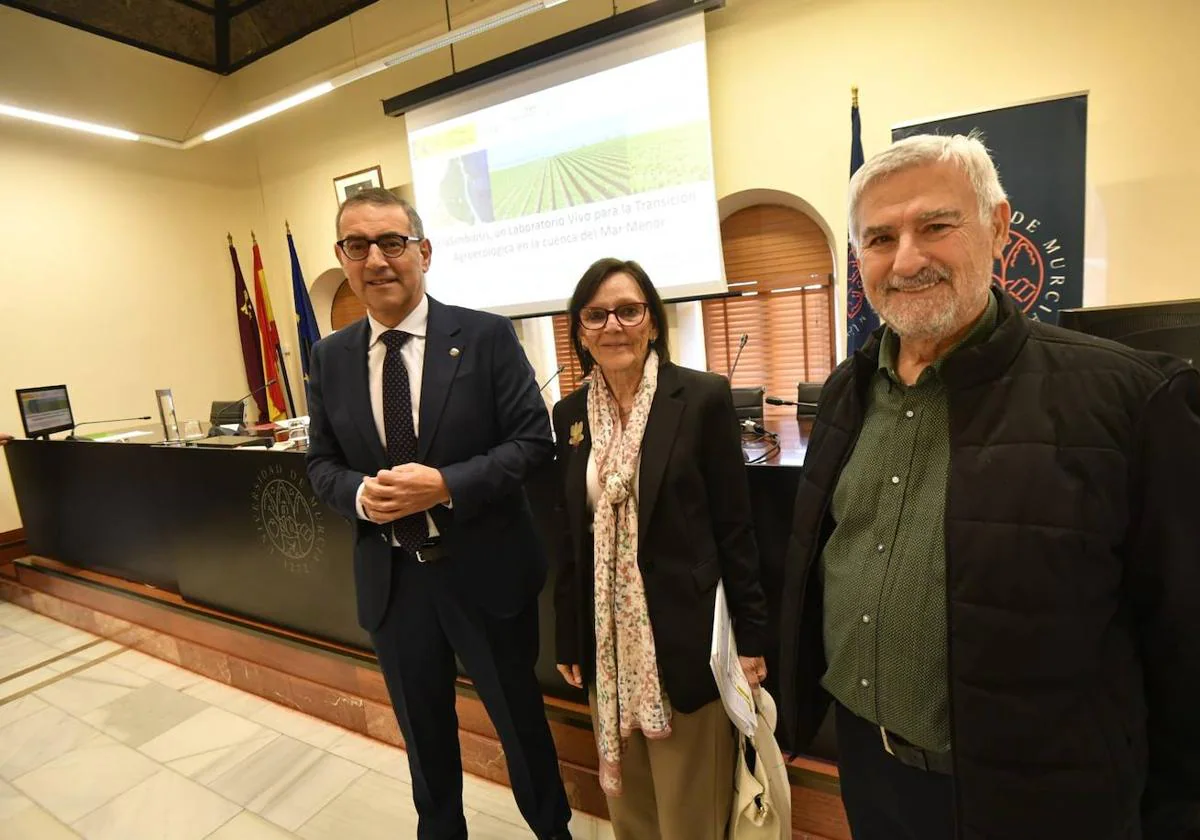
305;295;553;631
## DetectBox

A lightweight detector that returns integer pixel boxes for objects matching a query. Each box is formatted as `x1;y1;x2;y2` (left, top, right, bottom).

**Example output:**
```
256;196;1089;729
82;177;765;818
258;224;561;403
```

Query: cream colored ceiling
0;0;659;141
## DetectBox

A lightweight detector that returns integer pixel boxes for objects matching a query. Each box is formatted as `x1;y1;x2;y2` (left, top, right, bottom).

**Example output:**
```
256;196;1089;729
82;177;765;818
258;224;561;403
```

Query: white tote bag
729;687;791;840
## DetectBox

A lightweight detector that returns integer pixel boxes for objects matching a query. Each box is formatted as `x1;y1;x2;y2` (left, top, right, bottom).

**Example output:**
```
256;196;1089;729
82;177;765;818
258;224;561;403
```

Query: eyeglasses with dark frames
336;234;423;261
578;302;650;330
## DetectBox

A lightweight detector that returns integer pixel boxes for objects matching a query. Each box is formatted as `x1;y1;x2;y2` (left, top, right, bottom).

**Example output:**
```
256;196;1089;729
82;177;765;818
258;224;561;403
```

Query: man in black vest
779;134;1200;840
306;189;573;840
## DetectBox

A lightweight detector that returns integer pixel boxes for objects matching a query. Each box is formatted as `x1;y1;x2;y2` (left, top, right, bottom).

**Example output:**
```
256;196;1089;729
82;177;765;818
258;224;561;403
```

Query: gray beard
868;267;988;343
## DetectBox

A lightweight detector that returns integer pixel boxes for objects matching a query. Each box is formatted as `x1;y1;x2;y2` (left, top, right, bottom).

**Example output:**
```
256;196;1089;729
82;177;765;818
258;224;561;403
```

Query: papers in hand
711;580;757;738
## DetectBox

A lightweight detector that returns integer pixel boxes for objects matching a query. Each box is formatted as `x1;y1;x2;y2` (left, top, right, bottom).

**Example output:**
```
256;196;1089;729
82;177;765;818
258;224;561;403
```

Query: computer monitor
1057;299;1200;367
15;385;74;439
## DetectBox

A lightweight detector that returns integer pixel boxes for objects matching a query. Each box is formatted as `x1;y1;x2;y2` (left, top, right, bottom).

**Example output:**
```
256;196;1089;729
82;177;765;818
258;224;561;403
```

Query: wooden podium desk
3;415;821;757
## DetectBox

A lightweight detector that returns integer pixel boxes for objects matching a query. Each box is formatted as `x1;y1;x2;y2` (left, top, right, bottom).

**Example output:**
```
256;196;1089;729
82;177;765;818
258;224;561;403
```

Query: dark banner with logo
892;95;1087;323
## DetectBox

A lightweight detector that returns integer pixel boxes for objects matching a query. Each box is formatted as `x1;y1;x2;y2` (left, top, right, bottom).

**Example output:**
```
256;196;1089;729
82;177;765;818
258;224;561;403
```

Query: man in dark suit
306;188;573;840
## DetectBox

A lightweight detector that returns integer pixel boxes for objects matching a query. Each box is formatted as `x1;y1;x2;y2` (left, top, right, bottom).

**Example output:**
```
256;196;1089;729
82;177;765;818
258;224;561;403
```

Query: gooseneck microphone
66;416;152;441
233;379;278;407
767;396;819;407
728;333;749;380
539;365;566;393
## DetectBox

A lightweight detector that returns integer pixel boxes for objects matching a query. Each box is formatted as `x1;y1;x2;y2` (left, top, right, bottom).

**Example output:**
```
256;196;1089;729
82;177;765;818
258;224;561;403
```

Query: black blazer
551;361;769;713
306;296;554;631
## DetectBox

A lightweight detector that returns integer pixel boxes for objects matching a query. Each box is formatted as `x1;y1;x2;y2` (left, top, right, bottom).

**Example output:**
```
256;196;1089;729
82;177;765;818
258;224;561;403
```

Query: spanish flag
251;234;288;421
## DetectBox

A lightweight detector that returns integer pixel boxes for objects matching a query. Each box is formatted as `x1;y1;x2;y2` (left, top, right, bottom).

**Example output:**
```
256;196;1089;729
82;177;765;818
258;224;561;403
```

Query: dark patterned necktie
380;330;429;551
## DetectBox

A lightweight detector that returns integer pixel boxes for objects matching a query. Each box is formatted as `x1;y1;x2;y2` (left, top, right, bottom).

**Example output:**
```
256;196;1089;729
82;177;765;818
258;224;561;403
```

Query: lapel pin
449;347;461;357
569;421;584;448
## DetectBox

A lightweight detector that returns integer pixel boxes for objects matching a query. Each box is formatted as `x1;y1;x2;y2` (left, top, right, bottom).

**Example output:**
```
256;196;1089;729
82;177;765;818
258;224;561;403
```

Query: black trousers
370;549;571;840
835;703;955;840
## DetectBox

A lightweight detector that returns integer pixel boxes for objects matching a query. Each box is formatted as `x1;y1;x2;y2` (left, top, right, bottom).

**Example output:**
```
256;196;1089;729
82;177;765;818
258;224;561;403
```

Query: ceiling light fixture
200;81;334;142
0;102;140;141
331;0;569;88
0;0;570;148
384;0;563;67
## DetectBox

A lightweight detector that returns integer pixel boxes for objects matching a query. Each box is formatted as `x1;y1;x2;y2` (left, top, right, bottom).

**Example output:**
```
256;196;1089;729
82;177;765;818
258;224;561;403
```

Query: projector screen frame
382;0;725;119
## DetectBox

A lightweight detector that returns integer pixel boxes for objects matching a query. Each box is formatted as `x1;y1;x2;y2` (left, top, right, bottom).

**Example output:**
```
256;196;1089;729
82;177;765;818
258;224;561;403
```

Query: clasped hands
361;463;450;524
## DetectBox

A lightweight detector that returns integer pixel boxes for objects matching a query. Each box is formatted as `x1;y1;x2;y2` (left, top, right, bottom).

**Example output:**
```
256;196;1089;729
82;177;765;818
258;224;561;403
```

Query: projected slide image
628;122;712;191
491;137;630;218
488;123;709;220
436;150;495;225
405;17;726;316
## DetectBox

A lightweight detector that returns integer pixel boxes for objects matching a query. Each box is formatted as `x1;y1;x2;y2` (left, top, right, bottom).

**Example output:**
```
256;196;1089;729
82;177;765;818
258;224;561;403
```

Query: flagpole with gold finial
285;220;291;235
227;232;233;247
852;85;859;108
249;228;296;419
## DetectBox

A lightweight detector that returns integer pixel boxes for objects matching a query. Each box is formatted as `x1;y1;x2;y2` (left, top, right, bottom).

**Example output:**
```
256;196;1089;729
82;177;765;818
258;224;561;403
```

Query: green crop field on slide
489;123;711;220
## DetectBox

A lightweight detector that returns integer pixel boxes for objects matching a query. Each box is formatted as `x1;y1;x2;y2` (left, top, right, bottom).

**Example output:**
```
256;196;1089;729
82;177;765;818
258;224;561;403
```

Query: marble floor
0;601;613;839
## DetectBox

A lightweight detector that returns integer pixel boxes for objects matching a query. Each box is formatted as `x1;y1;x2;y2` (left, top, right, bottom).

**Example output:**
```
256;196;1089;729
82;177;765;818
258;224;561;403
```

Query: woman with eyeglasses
551;258;769;839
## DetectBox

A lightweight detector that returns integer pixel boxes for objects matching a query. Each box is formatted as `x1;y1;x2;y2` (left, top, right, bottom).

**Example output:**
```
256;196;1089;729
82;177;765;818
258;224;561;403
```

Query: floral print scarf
588;349;672;796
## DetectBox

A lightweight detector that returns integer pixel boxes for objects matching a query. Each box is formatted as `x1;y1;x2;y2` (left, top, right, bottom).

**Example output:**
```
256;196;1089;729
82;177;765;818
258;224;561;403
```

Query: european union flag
846;89;880;354
287;227;321;393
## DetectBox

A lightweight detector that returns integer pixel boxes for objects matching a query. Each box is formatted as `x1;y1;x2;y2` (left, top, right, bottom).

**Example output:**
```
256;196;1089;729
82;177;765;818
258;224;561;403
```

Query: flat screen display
16;385;74;438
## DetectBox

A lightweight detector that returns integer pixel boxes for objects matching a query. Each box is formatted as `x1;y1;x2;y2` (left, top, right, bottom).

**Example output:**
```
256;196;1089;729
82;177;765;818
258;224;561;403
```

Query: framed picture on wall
333;166;383;204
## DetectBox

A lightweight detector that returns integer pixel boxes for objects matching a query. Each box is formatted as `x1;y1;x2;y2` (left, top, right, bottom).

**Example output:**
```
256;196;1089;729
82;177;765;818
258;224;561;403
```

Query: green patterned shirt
820;293;998;751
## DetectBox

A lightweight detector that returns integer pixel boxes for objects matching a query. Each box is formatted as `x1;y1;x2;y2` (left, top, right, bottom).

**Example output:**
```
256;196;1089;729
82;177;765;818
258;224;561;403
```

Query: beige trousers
590;694;736;840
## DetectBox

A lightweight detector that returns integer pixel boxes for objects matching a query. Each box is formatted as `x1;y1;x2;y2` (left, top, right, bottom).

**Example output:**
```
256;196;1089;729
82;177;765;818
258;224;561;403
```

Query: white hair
848;131;1007;249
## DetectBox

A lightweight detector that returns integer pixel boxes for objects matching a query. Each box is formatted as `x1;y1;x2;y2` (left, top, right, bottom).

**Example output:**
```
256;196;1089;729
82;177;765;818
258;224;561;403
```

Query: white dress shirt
354;295;441;539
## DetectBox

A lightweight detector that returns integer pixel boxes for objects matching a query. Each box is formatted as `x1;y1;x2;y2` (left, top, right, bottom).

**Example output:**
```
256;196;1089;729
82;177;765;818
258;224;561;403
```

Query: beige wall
229;0;638;413
0;10;271;533
2;0;1199;532
706;0;1199;311
0;0;618;532
0;122;265;531
0;8;240;139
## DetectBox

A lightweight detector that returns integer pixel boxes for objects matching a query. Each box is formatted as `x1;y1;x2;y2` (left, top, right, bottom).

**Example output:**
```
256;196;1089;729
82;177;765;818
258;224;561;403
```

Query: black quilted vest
779;288;1198;839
